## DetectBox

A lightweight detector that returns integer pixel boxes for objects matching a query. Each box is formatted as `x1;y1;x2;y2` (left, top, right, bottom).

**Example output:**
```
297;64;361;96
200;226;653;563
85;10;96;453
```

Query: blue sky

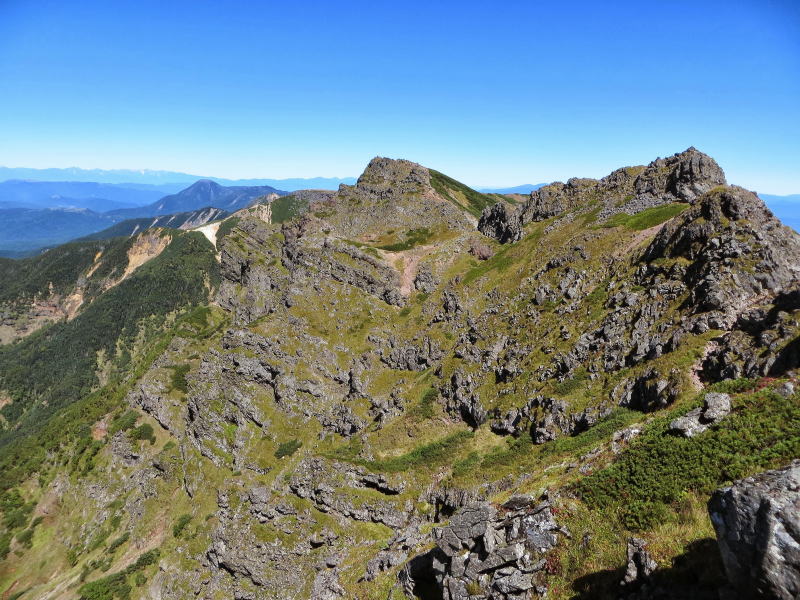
0;0;798;192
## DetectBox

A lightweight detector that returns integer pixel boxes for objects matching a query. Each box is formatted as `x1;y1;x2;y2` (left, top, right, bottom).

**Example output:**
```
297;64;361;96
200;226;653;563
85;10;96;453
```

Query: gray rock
408;496;564;599
622;537;657;586
478;202;523;243
708;460;800;599
669;392;731;438
702;392;731;421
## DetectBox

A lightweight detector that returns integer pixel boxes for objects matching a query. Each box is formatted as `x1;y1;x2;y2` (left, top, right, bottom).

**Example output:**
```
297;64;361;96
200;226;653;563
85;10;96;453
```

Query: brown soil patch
91;416;109;440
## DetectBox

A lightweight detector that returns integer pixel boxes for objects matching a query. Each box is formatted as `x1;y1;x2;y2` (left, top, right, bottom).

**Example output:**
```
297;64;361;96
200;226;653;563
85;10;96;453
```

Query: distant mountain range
0;180;176;212
760;194;800;232
107;180;285;219
0;180;286;257
0;166;356;191
0;207;118;257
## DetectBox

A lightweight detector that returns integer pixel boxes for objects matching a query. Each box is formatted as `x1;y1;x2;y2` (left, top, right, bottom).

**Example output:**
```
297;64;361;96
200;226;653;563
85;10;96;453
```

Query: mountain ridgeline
107;179;286;219
0;149;798;600
0;179;287;257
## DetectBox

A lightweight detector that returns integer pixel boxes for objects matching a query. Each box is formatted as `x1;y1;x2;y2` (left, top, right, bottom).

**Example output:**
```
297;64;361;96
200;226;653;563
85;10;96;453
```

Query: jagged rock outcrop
442;370;487;427
288;458;408;528
530;397;612;444
478;202;523;243
643;186;800;324
614;368;682;412
479;148;728;244
621;537;658;587
708;460;800;599
382;336;444;371
402;495;564;599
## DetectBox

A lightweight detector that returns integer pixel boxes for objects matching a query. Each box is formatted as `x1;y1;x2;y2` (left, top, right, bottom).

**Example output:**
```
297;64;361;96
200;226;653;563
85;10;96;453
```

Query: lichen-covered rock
708;460;800;599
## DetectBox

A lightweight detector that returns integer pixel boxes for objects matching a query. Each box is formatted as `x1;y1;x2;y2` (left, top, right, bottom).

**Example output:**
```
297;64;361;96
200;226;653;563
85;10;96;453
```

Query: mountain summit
108;179;287;218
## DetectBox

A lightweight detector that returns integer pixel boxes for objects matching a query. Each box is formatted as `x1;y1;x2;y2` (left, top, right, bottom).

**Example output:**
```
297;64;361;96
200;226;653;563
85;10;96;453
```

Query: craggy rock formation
708;460;800;599
622;537;658;587
479;147;727;243
478;203;523;244
402;495;564;599
3;150;799;600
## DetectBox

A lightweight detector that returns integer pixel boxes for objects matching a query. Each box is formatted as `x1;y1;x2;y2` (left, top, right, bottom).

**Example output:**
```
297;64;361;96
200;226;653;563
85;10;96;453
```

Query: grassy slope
428;169;499;217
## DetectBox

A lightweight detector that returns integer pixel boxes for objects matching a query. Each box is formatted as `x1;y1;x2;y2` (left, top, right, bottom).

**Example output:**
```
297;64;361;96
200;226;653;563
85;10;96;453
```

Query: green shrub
216;216;240;240
15;527;34;548
270;195;309;224
129;423;156;445
167;364;190;394
0;532;11;560
429;169;498;217
369;430;474;473
172;514;192;538
109;410;138;435
603;203;687;230
78;572;130;600
377;228;433;252
107;532;129;553
274;439;302;459
410;387;438;420
552;368;589;396
579;385;800;530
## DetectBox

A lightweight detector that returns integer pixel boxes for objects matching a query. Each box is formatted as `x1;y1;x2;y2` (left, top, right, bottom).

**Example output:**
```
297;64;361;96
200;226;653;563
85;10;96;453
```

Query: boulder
708;460;800;599
669;392;731;438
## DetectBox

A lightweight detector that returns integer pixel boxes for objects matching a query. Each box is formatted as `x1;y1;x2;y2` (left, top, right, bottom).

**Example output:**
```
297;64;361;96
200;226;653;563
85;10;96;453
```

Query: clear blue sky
0;0;798;192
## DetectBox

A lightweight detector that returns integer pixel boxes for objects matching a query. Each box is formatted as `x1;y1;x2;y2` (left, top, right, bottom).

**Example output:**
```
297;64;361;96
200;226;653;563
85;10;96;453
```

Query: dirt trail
615;222;667;257
377;243;436;297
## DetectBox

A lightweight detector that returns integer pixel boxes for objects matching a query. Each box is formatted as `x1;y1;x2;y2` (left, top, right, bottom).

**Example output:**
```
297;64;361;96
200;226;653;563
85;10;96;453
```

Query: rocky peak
633;146;726;204
350;157;431;199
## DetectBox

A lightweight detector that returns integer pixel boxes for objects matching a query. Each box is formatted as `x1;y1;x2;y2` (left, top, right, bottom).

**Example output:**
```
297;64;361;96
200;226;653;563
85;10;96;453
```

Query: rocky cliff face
0;150;798;600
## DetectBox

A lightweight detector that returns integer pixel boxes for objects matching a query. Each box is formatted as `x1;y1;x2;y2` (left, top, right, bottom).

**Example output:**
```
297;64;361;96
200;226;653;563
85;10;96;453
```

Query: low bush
172;514;192;538
274;438;302;459
129;423;156;445
579;384;800;530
